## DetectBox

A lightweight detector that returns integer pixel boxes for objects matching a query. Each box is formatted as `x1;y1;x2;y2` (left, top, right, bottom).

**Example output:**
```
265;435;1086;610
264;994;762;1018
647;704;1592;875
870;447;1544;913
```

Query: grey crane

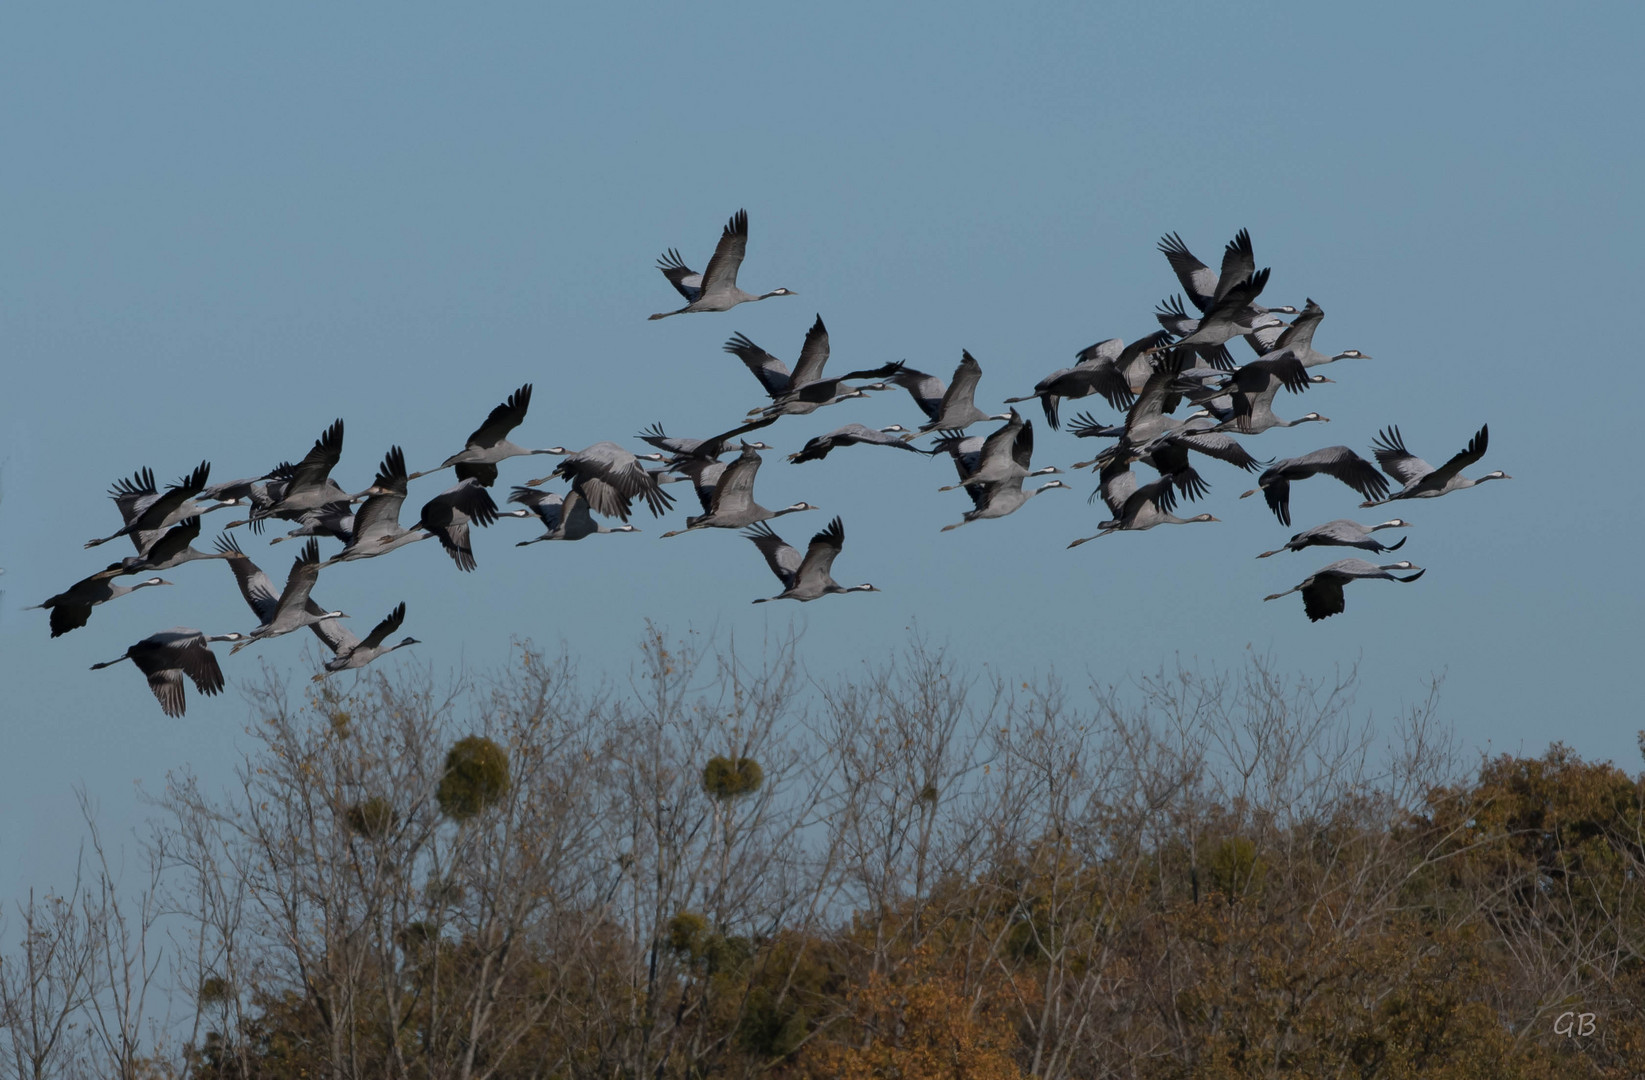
115;517;237;574
743;516;879;603
1152;229;1297;369
1362;424;1510;506
1005;332;1173;428
220;537;347;653
660;445;817;536
1154;293;1286;371
666;455;735;516
247;420;353;525
320;446;432;565
1240;446;1390;527
90;628;245;717
725;316;829;401
85;462;230;553
222;466;305;534
878;363;949;423
649;209;796;319
1187;352;1324;411
29;568;171;638
417;479;499;571
937;412;1061;491
788;424;927;464
416;383;555;486
636;419;775;464
913;351;1011;435
199;466;288;506
1126;420;1265;502
1255;518;1413;559
754;374;897;420
1157;229;1296;319
727;317;899;419
1263;559;1425;621
1068;348;1197;470
940;474;1070;531
1197;371;1329;435
525;442;674;521
1067;471;1218;546
1110;331;1182;394
1159;266;1273;351
268;502;355;545
932;429;994;515
506;487;640;543
310;602;419;679
1253;299;1369;368
635;424;778;518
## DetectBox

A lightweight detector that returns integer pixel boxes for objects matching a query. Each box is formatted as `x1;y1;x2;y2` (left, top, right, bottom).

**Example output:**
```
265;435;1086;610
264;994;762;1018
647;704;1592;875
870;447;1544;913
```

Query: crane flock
33;210;1509;716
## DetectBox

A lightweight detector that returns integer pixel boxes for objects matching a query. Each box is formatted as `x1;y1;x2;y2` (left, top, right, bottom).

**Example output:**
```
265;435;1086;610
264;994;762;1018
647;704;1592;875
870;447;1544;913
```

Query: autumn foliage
3;632;1642;1079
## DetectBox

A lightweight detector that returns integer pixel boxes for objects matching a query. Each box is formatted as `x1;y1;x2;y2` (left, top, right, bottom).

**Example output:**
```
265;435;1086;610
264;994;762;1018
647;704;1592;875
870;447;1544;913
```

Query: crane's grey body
227;470;349;535
423;383;554;486
1239;446;1390;527
937;411;1060;491
30;570;170;638
1069;348;1197;472
269;502;354;545
940;476;1070;531
882;364;948;423
1255;518;1412;559
1155;229;1294;363
1251;300;1369;368
1362;424;1509;505
914;351;1011;434
507;487;639;542
311;602;418;678
526;442;673;522
1155;290;1283;361
725;316;830;402
116;517;236;573
251;420;352;522
669;457;731;516
788;424;926;464
1067;470;1218;546
743;516;878;602
649;210;795;319
417;479;499;571
1263;559;1425;621
1006;332;1172;428
1202;398;1327;436
85;462;234;554
322;446;432;565
660;446;817;535
200;468;286;505
728;317;899;420
636;421;775;464
90;628;245;717
1192;352;1332;435
1128;421;1265;503
219;537;347;652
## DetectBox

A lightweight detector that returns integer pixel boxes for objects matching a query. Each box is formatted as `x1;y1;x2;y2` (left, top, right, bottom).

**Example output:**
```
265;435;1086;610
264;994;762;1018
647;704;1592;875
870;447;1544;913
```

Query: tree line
3;630;1641;1079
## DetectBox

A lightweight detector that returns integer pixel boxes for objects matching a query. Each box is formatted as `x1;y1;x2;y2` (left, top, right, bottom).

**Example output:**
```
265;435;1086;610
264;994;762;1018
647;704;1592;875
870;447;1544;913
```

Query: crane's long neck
90;651;132;670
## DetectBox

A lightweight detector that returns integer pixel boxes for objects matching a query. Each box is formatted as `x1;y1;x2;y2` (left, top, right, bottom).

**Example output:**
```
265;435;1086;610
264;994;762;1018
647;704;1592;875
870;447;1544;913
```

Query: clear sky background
3;2;1641;897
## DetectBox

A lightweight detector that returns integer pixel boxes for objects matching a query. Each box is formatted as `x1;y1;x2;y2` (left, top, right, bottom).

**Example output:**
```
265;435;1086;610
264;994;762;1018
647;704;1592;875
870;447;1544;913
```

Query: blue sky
2;2;1640;896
